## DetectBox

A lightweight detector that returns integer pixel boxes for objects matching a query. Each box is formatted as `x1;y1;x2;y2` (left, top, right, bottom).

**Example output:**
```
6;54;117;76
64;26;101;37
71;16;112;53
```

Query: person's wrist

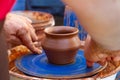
91;39;120;57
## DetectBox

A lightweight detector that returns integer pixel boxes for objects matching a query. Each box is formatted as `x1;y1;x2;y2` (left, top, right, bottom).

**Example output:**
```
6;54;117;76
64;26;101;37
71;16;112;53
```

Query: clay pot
41;26;81;65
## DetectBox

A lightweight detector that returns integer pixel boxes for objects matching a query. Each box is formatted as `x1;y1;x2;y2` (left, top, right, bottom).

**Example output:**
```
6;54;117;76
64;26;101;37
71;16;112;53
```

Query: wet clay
41;26;81;65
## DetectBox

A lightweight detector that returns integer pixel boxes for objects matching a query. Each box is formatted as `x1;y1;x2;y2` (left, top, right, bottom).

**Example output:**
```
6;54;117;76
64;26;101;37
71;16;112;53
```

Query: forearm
62;0;120;51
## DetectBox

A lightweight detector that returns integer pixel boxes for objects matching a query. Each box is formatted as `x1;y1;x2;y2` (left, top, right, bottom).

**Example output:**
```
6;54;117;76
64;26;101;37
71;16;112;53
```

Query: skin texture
62;0;120;76
4;13;42;54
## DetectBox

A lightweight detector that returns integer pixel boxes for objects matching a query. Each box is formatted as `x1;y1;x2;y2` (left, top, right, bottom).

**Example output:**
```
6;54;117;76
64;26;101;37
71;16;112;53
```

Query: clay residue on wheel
98;60;120;78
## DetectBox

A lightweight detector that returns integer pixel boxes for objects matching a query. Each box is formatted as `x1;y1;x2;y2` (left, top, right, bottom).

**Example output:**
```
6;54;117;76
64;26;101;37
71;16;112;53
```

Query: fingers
23;16;38;42
34;42;41;48
98;60;120;78
16;27;42;54
4;13;42;54
17;16;41;53
85;52;107;66
86;60;94;67
84;36;108;66
112;56;120;61
23;16;32;23
84;37;120;75
97;59;106;66
27;23;38;42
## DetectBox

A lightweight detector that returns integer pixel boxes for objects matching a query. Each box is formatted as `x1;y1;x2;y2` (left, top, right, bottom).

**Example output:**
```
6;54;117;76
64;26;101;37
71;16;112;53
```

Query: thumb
86;60;94;67
86;54;107;67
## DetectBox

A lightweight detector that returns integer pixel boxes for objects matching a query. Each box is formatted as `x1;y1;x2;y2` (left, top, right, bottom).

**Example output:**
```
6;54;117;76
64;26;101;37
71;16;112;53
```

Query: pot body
41;26;81;65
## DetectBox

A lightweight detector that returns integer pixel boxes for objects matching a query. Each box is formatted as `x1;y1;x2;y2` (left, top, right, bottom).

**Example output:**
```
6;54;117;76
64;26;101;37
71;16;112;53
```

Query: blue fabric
26;0;65;16
30;0;64;7
64;7;87;40
11;0;65;16
11;0;25;11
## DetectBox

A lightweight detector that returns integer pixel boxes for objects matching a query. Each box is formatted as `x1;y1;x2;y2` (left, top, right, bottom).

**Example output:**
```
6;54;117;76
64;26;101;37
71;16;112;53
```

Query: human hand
84;35;120;78
84;35;120;66
4;13;42;54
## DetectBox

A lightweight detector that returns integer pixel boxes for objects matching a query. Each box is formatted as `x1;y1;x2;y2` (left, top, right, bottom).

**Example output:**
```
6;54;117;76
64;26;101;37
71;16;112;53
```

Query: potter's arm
62;0;120;51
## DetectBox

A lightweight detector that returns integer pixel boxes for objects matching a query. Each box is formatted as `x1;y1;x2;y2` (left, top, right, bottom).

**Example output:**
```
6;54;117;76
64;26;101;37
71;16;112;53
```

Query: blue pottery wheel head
15;50;106;79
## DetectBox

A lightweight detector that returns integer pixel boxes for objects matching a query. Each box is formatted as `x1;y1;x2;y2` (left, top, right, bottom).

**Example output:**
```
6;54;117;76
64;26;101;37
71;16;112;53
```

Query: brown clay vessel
41;26;81;65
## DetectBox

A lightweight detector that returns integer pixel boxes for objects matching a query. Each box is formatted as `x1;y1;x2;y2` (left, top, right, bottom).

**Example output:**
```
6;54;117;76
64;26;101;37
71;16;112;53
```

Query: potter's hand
84;35;108;67
4;13;42;54
84;35;120;78
84;35;120;65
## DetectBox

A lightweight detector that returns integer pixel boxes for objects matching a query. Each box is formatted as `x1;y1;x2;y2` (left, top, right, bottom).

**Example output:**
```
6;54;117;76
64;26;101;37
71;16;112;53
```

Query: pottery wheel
15;50;106;79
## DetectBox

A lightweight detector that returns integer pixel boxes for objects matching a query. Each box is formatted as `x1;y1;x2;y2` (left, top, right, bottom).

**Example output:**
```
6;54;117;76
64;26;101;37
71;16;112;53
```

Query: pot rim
44;26;79;36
